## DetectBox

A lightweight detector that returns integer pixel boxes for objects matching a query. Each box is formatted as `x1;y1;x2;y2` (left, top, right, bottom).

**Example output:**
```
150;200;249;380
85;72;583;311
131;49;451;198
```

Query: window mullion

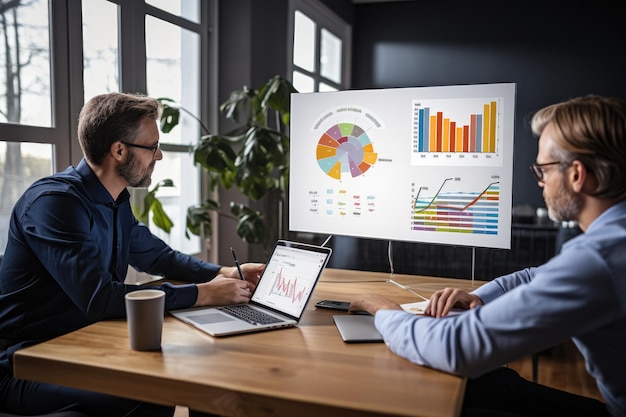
314;24;322;92
49;0;73;170
118;0;147;93
66;0;86;166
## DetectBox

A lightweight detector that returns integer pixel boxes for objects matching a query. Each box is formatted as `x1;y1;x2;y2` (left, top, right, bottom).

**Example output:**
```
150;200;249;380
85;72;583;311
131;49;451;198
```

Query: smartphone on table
315;300;351;311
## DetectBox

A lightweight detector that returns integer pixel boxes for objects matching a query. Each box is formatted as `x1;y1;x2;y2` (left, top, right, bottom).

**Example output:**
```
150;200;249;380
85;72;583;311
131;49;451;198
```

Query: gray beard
118;152;152;188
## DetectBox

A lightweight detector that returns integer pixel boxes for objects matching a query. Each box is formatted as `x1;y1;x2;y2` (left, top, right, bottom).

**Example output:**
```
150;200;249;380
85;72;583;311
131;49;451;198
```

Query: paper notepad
401;300;464;316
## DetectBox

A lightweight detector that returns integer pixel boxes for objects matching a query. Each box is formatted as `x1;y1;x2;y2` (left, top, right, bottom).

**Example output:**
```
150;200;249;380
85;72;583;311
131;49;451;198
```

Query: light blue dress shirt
375;200;626;417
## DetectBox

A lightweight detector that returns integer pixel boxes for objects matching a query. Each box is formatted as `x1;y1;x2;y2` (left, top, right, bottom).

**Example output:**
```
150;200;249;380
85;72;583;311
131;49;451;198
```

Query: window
0;142;54;253
1;0;58;255
142;6;203;254
82;0;120;98
288;0;351;93
0;0;216;257
0;0;52;127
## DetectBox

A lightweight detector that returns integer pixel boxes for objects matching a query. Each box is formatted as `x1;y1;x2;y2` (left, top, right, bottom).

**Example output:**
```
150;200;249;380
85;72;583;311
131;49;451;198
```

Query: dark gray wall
218;0;288;122
351;1;626;210
218;0;291;264
319;0;354;24
217;0;626;269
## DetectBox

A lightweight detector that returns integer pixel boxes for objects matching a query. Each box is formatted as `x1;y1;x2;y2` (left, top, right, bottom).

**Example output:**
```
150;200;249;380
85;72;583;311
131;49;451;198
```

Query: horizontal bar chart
411;179;500;234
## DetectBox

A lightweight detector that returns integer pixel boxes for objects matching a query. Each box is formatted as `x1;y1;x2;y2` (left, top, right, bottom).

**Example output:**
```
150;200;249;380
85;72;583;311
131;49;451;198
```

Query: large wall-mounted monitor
289;83;516;249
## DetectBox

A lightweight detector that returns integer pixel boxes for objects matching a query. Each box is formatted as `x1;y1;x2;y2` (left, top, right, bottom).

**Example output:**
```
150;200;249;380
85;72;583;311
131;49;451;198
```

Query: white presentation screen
289;83;516;249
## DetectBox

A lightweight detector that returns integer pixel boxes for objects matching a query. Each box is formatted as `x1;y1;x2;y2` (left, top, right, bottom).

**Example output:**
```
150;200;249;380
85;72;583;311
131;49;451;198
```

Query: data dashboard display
289;83;516;249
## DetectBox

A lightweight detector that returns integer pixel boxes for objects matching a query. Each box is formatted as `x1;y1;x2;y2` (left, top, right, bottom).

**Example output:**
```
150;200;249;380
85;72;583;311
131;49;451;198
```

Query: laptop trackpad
188;313;234;325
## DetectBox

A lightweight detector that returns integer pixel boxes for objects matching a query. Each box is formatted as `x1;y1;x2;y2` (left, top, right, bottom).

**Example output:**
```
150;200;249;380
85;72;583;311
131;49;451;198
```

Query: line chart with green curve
411;178;500;234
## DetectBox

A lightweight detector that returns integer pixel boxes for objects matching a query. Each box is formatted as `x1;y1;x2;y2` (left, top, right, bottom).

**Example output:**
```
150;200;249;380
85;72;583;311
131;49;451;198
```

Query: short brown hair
77;92;162;165
531;95;626;201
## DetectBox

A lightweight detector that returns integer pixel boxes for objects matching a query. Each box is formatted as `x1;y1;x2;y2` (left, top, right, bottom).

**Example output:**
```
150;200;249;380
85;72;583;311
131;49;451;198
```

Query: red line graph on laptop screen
252;247;326;316
270;267;307;304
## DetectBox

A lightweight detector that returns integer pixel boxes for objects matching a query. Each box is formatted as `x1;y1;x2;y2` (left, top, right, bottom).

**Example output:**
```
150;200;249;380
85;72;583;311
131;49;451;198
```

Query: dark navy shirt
0;159;220;374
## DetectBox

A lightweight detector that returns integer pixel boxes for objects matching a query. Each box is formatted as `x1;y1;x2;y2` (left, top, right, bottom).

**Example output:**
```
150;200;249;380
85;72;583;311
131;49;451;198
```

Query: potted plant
159;75;297;255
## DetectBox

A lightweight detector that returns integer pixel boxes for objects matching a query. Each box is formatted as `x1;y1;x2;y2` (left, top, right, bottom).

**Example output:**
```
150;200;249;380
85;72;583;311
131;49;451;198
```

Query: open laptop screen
250;240;331;319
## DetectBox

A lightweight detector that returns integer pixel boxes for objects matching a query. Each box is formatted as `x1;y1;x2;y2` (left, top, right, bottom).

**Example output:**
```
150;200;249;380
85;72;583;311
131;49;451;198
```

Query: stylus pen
230;247;246;281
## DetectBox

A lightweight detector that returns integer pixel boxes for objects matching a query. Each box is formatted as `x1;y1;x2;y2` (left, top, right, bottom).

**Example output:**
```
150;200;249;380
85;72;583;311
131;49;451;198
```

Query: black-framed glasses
121;141;160;157
529;161;562;182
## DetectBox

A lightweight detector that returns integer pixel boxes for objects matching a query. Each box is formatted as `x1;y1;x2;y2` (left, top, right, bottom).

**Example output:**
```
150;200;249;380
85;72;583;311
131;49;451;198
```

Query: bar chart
411;97;503;166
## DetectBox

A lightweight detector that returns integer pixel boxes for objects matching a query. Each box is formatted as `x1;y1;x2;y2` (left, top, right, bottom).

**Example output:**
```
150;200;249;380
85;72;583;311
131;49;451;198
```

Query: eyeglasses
529;161;563;182
121;141;160;158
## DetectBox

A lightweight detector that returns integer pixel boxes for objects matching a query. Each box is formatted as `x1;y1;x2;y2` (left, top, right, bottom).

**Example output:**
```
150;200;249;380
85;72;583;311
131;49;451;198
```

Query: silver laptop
170;240;332;336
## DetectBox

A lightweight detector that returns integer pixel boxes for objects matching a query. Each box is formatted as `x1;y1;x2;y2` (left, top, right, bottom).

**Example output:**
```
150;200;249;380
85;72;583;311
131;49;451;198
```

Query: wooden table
13;269;486;417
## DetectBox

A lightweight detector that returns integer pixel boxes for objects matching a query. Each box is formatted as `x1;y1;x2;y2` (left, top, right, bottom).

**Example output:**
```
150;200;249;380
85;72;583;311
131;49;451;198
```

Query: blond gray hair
531;95;626;201
78;92;162;165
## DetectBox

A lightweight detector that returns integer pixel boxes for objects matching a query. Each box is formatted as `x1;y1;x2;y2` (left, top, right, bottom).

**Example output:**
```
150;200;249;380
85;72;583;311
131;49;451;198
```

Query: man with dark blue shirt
0;92;264;416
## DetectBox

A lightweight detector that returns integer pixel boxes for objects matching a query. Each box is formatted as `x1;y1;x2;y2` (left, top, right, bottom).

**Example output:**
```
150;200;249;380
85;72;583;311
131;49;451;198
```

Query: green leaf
150;198;174;233
230;202;266;245
258;75;298;114
135;179;176;234
141;192;155;223
185;199;219;238
157;98;181;134
220;87;255;123
193;135;237;175
157;179;175;188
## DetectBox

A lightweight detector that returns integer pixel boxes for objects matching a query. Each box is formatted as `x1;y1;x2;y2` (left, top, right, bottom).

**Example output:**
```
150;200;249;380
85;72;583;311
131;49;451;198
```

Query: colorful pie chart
316;122;378;180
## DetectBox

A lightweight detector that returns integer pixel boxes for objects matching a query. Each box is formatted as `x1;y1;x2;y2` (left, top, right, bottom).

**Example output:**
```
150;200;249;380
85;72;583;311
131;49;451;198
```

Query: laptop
170;240;332;336
333;314;383;343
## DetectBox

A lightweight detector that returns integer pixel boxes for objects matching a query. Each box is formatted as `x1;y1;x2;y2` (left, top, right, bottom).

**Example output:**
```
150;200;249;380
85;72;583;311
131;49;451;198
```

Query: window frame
0;1;75;171
0;0;218;258
287;0;352;92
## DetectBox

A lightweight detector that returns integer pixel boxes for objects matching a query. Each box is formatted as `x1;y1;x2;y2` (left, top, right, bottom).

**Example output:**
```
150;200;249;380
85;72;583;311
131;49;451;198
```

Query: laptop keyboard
218;305;283;325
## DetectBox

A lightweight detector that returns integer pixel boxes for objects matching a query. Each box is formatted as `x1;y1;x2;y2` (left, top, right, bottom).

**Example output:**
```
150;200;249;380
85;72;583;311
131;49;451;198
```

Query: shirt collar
76;158;130;206
586;199;626;234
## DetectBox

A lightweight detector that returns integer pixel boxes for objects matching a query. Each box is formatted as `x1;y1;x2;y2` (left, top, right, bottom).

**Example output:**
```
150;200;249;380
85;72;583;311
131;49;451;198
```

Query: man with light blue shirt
350;95;626;417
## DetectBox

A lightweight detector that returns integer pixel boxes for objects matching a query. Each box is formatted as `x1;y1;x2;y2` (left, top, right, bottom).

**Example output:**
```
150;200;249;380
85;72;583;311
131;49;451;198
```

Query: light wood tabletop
13;268;486;417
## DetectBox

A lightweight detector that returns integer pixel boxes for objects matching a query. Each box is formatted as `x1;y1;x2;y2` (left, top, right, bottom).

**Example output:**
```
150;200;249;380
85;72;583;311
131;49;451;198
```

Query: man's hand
349;294;402;315
194;276;255;307
220;263;265;286
424;287;483;318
